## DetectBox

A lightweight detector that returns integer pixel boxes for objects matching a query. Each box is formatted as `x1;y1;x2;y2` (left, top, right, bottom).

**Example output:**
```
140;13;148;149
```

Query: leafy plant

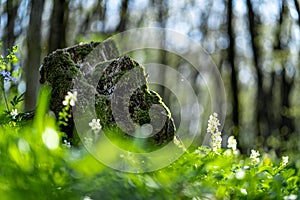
0;45;24;125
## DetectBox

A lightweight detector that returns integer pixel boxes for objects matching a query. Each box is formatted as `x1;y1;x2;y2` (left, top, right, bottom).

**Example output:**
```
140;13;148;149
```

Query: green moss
95;56;175;149
40;50;78;116
40;42;175;148
66;42;100;63
40;43;101;144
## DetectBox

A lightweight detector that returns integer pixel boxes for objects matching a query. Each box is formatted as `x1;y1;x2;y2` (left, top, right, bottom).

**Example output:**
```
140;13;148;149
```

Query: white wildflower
281;156;289;167
62;139;71;148
62;91;77;106
10;108;18;119
207;113;221;134
284;194;297;200
83;196;93;200
89;118;102;132
250;149;260;164
240;188;247;195
212;134;222;152
207;113;222;152
235;169;245;180
227;136;239;154
227;136;237;151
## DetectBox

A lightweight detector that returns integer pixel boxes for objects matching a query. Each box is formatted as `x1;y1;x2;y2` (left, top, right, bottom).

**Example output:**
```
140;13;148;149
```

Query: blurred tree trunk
246;0;271;147
280;69;295;141
276;1;295;142
24;0;45;111
227;0;239;137
155;0;169;105
2;0;20;55
48;0;69;53
294;0;300;25
79;0;106;36
116;0;129;32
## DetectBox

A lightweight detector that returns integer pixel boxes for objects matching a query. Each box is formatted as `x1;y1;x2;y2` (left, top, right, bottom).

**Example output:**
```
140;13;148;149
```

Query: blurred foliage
0;87;299;199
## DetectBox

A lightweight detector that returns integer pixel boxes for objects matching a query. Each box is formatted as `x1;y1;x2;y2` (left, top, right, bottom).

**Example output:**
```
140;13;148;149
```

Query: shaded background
0;0;299;153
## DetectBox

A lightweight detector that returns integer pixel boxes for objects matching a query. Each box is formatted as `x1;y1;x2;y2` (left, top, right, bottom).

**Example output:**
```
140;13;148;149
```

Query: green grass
0;88;299;199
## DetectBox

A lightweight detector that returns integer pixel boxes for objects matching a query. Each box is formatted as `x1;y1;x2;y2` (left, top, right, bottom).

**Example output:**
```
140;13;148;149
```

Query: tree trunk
116;0;129;32
48;0;69;53
24;0;45;111
277;0;295;143
228;0;239;137
79;0;106;36
154;0;169;102
294;0;300;25
246;0;269;146
280;69;295;141
2;0;20;55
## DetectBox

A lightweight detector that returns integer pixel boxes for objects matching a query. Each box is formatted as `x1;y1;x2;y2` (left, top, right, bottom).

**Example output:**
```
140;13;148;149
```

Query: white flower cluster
250;149;260;164
62;91;77;106
227;136;238;154
10;108;18;119
89;118;102;132
207;113;222;152
63;139;71;148
281;156;289;167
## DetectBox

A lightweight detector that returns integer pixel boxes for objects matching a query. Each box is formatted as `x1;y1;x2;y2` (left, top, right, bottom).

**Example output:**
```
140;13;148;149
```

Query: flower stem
1;81;9;112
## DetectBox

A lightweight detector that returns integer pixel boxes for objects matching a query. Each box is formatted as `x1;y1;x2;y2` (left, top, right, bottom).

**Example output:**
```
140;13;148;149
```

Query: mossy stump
40;42;175;147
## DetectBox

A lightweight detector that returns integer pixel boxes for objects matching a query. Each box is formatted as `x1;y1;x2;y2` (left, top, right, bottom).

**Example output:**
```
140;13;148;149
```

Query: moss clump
95;56;175;148
40;42;175;149
40;42;101;115
40;42;101;141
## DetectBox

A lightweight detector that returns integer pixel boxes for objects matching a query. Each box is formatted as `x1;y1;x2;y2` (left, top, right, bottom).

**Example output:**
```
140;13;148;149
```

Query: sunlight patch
42;127;59;150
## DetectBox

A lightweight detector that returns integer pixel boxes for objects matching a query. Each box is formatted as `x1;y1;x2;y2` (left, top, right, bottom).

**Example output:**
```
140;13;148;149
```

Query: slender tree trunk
2;0;20;55
155;0;169;103
228;0;239;136
246;0;269;146
277;1;295;142
294;0;300;25
280;69;295;141
48;0;69;53
24;0;45;111
79;0;106;36
116;0;129;32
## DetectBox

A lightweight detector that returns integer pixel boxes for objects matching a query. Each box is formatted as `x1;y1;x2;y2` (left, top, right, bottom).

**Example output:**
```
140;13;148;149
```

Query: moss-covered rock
40;42;100;118
40;42;175;147
95;56;175;146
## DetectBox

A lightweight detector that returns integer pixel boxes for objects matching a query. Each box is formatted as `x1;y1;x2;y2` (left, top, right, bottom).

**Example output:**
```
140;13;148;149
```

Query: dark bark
157;0;168;99
294;0;300;25
280;69;295;141
48;0;69;53
24;0;45;111
116;0;129;32
2;0;20;55
246;0;270;146
277;1;295;142
79;0;106;35
228;0;239;135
